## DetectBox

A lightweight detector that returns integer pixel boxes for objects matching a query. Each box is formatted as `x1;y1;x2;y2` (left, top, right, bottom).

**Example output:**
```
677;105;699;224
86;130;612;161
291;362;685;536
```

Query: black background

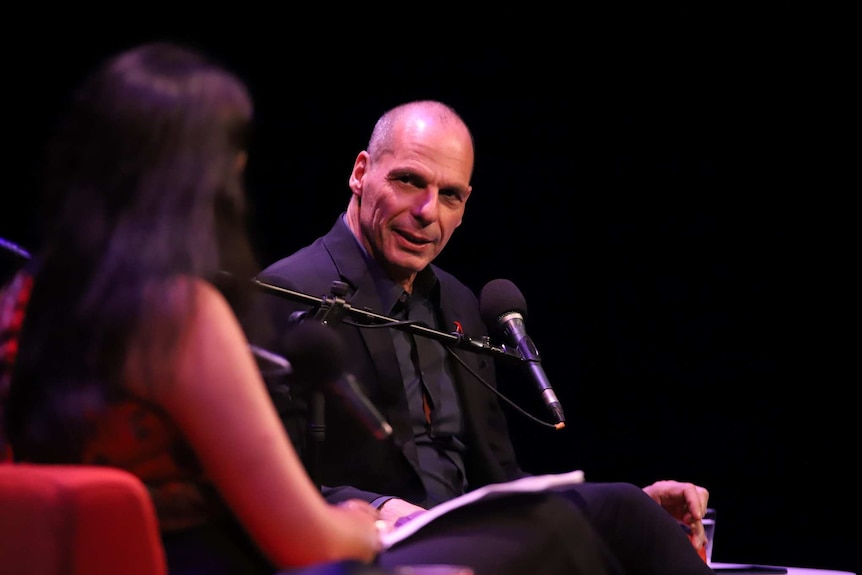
3;21;854;574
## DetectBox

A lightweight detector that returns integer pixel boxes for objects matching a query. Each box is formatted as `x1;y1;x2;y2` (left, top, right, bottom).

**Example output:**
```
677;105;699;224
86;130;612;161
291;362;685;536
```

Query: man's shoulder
256;234;344;302
259;231;335;277
259;216;347;281
261;240;321;274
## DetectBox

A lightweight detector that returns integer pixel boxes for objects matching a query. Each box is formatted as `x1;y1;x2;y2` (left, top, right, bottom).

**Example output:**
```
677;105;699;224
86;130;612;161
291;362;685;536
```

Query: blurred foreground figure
0;41;382;574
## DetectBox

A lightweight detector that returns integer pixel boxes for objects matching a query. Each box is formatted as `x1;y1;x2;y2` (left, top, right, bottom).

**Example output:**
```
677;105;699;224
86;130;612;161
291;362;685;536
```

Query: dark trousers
162;484;714;575
377;482;715;575
376;491;620;575
555;482;715;575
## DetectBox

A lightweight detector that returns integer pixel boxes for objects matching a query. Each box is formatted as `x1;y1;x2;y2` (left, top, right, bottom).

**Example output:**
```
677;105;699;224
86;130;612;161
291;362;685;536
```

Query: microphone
479;279;566;429
282;320;393;440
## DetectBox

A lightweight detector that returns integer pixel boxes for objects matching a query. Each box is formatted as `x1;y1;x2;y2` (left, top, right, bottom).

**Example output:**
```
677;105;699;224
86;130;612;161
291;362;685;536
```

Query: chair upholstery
0;462;168;575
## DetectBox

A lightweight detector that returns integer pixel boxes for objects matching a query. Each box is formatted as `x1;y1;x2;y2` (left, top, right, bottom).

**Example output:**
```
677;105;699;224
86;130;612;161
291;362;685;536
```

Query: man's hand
333;499;386;560
377;498;427;532
642;480;710;552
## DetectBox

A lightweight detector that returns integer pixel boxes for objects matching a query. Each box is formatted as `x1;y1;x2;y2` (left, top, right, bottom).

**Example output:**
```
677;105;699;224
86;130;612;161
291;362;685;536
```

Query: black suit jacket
253;215;528;507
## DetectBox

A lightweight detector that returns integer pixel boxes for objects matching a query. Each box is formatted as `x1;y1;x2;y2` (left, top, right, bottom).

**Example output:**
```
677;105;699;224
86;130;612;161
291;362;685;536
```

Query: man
252;100;713;574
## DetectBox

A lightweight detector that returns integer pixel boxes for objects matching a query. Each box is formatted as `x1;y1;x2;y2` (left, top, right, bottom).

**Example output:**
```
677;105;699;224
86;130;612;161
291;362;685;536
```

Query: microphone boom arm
251;278;523;362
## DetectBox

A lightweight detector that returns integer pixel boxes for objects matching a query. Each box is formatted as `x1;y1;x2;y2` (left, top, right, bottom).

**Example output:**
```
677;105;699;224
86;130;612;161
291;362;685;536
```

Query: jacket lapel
436;277;497;459
320;225;419;460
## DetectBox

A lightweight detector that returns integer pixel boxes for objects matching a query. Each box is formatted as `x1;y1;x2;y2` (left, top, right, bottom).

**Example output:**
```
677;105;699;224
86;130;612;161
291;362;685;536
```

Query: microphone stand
254;278;523;486
253;277;568;439
251;278;524;363
302;281;355;488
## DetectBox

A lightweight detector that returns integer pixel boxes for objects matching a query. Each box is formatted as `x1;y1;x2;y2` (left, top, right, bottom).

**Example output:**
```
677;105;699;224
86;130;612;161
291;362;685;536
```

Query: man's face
351;117;473;284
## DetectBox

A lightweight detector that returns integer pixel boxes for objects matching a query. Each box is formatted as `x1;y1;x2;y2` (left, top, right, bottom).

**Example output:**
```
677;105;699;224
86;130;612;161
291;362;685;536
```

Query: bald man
251;100;713;575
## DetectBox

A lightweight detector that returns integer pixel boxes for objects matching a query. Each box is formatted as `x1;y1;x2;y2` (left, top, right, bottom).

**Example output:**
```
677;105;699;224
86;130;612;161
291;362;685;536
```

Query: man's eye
390;174;416;186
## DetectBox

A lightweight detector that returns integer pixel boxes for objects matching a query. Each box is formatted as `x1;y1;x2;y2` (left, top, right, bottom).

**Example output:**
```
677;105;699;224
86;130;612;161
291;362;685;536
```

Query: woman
0;41;382;574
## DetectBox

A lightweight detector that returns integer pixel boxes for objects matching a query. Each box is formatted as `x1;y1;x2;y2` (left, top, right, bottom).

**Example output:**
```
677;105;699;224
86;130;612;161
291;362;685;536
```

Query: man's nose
412;188;439;222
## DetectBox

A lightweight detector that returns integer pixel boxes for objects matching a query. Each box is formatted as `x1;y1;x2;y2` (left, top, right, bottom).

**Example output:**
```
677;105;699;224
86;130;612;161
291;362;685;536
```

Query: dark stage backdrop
4;27;854;574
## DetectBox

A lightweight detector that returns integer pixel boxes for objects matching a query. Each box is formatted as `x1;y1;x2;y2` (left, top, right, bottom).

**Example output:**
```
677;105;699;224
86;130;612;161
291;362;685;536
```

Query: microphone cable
341;316;562;430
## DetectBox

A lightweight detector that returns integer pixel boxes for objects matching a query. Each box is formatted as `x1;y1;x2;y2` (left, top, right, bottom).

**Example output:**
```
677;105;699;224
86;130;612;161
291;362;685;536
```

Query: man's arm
322;486;426;532
321;484;387;505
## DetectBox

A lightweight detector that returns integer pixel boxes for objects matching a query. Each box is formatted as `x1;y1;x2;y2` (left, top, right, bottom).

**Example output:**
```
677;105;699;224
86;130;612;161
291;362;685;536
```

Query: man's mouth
394;229;434;246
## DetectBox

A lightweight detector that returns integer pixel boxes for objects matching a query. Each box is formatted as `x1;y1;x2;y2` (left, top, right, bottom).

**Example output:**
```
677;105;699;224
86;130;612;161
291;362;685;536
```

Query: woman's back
2;267;382;572
0;41;382;574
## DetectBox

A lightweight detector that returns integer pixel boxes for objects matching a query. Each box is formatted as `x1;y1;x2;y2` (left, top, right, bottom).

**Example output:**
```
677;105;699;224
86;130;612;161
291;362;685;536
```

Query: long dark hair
7;42;257;461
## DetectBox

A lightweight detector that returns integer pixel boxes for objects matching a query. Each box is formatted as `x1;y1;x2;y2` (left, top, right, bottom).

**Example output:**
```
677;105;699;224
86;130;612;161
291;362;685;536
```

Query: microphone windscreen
479;278;528;326
280;320;346;390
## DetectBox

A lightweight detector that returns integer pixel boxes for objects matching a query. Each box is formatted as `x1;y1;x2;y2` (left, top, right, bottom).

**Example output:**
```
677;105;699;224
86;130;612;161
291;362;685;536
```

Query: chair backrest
0;462;168;575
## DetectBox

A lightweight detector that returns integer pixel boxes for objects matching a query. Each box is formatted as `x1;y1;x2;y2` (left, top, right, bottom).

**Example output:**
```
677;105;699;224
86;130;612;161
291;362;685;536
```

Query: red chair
0;462;168;575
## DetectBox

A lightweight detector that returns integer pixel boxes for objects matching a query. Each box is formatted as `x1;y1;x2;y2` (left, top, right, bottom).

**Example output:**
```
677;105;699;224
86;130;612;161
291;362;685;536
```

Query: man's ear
348;151;370;197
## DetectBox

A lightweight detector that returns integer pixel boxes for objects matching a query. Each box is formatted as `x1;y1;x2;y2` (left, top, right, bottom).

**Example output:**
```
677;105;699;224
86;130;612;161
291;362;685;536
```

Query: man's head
345;100;474;292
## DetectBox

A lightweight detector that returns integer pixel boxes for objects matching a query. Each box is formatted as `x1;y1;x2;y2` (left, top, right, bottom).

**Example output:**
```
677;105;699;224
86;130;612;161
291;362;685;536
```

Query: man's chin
383;252;430;278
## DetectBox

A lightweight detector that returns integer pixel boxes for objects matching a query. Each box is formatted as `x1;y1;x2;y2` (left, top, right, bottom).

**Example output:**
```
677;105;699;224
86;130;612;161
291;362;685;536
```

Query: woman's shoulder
141;275;231;320
127;275;242;397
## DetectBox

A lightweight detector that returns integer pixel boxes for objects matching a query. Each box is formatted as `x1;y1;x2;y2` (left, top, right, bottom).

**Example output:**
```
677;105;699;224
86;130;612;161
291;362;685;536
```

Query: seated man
251;99;713;575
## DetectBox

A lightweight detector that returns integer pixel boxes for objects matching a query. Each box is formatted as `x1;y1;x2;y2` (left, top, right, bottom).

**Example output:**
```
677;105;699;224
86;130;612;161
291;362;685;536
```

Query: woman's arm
126;278;380;568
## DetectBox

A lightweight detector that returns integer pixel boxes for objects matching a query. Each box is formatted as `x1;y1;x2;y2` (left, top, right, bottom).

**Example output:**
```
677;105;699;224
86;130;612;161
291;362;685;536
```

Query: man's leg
376;491;623;575
556;482;714;575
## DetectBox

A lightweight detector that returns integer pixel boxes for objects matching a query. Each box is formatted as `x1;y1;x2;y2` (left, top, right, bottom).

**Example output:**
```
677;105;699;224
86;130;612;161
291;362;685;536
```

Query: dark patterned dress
0;269;227;530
